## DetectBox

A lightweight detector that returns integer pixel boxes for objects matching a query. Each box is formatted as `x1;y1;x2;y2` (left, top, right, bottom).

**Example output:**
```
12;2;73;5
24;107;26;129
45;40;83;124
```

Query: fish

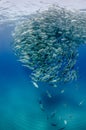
50;111;56;118
79;99;85;106
69;114;73;119
32;81;39;88
13;5;86;87
61;90;64;94
46;90;52;98
53;84;58;88
40;104;45;111
64;120;67;125
38;99;45;111
51;123;57;126
58;127;65;130
38;98;42;105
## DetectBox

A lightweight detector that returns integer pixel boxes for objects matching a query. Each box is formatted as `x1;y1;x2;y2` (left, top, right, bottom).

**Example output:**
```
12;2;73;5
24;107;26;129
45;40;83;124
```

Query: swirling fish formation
12;5;86;86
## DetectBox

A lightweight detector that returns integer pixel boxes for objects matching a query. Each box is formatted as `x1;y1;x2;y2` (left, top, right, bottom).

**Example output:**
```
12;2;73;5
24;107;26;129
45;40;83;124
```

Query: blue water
0;23;86;130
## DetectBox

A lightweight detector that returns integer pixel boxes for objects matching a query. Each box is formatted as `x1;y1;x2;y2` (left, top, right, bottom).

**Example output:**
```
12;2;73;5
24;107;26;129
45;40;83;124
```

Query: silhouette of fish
58;127;65;130
51;123;57;126
38;98;45;111
50;111;56;118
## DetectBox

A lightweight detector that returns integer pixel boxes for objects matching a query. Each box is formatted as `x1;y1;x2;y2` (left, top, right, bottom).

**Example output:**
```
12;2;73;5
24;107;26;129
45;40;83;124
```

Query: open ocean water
0;1;86;130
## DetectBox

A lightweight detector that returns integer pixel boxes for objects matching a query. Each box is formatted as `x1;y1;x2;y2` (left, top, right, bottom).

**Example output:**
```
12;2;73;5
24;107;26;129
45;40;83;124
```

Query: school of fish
12;5;86;86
